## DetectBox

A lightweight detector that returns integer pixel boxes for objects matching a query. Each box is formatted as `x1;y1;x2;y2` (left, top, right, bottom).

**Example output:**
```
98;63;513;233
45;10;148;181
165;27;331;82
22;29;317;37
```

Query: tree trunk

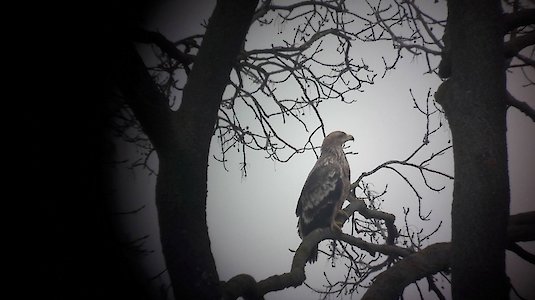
114;0;258;298
439;1;510;299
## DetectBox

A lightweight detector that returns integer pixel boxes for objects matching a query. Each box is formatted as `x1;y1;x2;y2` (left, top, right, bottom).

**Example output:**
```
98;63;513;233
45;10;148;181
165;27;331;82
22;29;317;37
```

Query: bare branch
515;53;535;67
427;275;447;300
361;243;451;300
360;211;535;300
507;211;535;242
505;31;535;57
132;29;195;73
506;91;535;122
503;8;535;33
267;1;346;14
507;242;535;264
223;210;534;299
243;28;352;56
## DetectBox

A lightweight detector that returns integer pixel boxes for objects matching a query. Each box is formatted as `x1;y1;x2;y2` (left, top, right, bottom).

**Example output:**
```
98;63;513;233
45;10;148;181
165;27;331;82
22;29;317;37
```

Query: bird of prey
296;131;353;263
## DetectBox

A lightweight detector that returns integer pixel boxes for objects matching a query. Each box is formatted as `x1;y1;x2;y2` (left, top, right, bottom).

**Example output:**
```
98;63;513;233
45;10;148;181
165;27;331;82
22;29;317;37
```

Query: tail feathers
308;245;319;263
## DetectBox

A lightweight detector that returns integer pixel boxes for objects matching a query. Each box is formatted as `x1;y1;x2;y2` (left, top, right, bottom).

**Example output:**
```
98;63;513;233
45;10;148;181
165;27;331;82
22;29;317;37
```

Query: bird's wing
296;157;343;221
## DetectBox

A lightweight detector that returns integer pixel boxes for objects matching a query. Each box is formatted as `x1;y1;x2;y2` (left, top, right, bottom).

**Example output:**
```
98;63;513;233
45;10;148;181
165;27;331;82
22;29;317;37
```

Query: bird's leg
330;208;353;233
330;209;348;233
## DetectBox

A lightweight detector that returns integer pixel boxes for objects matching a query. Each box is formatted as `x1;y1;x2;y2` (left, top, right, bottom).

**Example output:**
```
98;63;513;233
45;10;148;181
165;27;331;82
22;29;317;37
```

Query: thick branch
131;29;195;72
345;195;398;244
507;211;535;242
508;242;535;264
267;1;345;13
112;42;178;150
361;211;535;300
515;53;535;67
222;228;327;300
504;31;535;57
224;200;410;299
253;228;410;297
243;28;351;57
361;243;451;300
506;91;535;122
222;274;264;300
503;9;535;33
223;208;535;300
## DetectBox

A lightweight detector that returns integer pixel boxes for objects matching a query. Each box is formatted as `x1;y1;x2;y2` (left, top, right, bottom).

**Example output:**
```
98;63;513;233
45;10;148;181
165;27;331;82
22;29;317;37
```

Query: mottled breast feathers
296;156;344;234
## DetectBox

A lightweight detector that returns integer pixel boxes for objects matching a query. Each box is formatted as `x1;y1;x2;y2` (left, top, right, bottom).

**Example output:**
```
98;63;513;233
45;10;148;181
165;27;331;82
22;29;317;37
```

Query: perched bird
296;131;353;263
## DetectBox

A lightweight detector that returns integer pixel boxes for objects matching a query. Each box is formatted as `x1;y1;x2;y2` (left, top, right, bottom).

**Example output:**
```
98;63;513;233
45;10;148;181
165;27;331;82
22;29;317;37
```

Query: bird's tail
308;245;319;263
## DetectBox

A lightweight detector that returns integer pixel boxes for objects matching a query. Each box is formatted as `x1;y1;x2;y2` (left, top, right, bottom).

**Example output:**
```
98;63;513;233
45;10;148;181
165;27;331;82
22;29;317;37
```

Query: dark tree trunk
113;0;259;298
439;1;510;299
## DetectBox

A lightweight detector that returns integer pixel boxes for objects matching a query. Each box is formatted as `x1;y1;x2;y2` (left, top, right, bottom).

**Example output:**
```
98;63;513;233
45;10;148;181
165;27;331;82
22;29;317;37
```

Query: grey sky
111;1;535;299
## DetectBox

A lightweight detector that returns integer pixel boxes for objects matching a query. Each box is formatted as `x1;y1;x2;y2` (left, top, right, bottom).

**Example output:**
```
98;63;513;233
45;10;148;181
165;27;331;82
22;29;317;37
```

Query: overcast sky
110;1;535;299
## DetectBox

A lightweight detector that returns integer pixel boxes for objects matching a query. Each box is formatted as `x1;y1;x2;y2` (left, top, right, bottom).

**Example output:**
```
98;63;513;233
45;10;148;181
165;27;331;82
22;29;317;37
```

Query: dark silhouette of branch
341;90;453;233
515;53;535;67
346;194;399;245
226;228;411;299
507;211;535;242
506;91;535;122
504;31;535;58
361;0;446;75
224;211;535;299
360;211;535;300
132;29;195;73
361;243;451;300
211;2;379;169
223;199;412;300
508;242;535;264
427;275;446;300
223;274;265;300
503;8;535;33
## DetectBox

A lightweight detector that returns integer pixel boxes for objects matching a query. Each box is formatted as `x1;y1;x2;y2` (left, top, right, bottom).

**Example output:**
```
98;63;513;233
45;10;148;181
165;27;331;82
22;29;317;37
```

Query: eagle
295;131;353;263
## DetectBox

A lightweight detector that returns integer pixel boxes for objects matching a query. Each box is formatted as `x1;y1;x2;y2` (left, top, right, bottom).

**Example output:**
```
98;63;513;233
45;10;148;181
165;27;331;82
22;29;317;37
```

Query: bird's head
322;131;354;149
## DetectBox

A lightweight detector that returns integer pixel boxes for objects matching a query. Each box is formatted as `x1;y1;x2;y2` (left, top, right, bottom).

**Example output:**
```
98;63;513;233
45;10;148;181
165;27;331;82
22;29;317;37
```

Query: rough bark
438;1;510;299
361;243;451;300
359;212;535;300
113;0;258;298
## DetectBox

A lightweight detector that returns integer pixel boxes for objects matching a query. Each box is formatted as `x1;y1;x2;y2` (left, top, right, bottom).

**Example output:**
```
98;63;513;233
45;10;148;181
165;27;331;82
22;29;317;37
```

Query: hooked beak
346;134;354;142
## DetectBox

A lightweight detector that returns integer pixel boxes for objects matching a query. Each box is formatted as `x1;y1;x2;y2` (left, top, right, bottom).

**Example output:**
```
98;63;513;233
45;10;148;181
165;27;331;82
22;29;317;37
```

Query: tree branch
222;274;264;300
506;91;535;122
507;211;535;242
243;28;351;57
224;210;534;299
254;228;410;298
515;53;535;67
223;199;411;299
345;195;399;245
223;206;534;300
504;31;535;58
131;29;196;73
112;42;178;150
266;1;345;14
503;8;535;34
360;211;535;300
361;243;451;300
507;242;535;265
